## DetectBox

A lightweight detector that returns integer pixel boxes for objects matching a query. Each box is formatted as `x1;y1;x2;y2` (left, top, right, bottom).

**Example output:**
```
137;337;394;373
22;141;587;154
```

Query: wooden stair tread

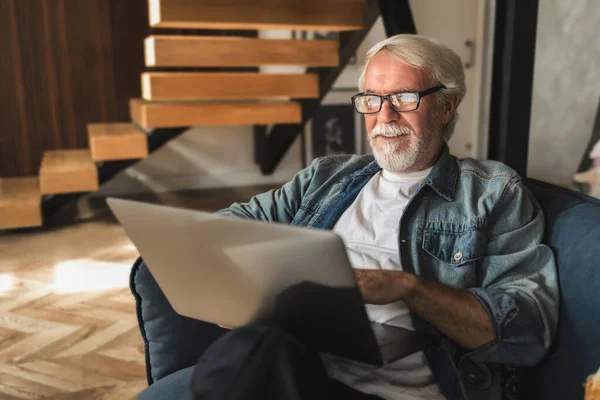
88;123;148;161
39;150;99;195
130;98;301;129
145;36;338;67
142;72;319;101
40;149;96;172
0;176;42;229
0;177;40;205
149;0;363;31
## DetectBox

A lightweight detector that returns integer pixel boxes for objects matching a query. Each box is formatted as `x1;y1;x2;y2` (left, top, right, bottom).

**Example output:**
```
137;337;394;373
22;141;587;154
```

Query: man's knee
190;324;329;400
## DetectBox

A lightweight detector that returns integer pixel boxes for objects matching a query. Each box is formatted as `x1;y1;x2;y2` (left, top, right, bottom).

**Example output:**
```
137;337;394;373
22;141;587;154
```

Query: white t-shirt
321;167;445;400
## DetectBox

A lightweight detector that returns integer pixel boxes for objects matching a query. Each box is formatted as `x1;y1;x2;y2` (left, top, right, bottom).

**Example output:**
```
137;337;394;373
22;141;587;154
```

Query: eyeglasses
351;85;446;114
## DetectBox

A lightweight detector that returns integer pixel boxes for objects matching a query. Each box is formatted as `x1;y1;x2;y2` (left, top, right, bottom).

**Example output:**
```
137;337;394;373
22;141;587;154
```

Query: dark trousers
190;324;384;400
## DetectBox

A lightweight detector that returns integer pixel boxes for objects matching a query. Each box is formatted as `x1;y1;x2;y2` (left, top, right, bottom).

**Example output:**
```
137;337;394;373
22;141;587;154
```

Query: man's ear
442;95;459;124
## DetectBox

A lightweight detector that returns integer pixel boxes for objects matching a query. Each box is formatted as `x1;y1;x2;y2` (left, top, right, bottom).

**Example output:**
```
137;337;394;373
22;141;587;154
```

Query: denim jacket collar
350;142;458;202
423;143;458;202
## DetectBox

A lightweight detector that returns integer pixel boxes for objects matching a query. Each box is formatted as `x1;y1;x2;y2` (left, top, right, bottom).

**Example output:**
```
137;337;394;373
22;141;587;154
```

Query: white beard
368;124;421;172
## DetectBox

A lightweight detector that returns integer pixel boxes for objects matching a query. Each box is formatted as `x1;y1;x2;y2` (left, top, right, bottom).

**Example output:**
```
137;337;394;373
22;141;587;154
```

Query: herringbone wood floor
0;185;278;399
0;219;147;399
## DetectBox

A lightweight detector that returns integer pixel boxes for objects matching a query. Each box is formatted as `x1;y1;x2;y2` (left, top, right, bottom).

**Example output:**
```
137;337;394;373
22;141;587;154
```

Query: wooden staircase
0;0;370;230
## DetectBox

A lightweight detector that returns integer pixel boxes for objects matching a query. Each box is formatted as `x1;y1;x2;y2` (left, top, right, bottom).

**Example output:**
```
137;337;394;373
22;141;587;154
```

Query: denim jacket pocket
423;224;486;266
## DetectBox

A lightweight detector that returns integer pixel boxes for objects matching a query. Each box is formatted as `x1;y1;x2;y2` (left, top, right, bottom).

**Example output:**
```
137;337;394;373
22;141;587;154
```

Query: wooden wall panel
0;0;147;178
109;0;149;121
0;0;30;177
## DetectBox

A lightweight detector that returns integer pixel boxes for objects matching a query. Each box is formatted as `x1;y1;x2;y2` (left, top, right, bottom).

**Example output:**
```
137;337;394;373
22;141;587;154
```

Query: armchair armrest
130;257;225;384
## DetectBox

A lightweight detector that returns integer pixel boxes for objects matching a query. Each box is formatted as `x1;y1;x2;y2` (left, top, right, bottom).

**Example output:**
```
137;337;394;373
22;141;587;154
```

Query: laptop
107;197;436;366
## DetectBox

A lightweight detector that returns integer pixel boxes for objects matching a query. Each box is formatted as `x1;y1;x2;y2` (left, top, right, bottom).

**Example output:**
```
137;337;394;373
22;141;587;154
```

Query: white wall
408;0;489;160
527;0;600;185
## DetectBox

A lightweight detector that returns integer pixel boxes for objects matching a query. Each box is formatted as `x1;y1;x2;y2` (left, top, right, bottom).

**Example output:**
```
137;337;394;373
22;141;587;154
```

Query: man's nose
377;98;400;124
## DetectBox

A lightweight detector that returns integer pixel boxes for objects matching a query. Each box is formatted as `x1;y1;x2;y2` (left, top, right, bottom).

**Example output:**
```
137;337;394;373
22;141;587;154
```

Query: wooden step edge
87;123;149;161
129;99;147;129
145;36;156;67
0;176;42;230
141;72;320;101
129;98;302;129
144;36;339;68
39;149;99;195
149;20;363;32
148;0;364;32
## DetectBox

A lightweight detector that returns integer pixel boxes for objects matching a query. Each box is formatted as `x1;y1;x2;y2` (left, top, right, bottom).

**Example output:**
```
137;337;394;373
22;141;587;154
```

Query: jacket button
465;373;478;384
453;250;463;261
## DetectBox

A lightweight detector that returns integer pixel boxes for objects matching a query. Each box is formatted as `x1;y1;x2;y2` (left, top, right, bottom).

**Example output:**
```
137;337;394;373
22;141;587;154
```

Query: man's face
363;51;448;172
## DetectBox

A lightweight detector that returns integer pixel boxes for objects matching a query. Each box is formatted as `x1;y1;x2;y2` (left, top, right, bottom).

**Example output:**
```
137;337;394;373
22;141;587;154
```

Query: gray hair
358;34;466;141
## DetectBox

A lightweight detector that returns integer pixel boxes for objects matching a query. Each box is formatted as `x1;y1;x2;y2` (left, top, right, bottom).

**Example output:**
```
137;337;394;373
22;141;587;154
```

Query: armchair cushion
521;179;600;399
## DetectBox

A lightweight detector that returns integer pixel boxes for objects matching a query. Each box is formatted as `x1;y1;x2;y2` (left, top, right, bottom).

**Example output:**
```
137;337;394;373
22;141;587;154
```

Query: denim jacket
217;144;559;400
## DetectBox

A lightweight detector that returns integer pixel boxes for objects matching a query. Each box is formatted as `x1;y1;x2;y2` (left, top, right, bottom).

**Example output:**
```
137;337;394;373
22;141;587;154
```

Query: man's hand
353;269;418;304
354;268;496;350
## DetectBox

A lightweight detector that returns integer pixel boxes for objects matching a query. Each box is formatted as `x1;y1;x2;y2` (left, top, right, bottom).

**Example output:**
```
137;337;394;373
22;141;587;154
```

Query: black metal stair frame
487;0;540;177
378;0;416;37
256;0;417;175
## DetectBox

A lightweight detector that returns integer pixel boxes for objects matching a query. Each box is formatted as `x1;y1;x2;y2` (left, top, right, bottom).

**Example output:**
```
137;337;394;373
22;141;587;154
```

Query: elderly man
139;34;559;400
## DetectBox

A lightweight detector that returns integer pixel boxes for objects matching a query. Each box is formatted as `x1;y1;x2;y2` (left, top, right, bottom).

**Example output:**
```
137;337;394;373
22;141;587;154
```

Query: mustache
369;124;413;138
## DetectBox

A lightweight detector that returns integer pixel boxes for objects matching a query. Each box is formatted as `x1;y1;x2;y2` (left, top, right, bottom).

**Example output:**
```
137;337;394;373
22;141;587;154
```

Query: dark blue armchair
130;178;600;399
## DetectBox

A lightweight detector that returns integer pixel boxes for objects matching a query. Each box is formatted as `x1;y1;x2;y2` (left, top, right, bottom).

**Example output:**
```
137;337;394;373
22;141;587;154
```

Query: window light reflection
0;274;14;294
52;259;131;293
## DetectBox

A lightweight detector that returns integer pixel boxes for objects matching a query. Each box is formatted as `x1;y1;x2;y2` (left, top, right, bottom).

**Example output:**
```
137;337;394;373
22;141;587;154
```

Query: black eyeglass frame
351;85;446;114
